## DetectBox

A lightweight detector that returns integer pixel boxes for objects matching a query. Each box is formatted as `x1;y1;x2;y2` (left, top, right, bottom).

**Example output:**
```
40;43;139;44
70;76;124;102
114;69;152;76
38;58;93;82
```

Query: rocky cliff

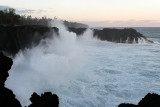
0;25;58;56
0;25;153;56
0;52;21;107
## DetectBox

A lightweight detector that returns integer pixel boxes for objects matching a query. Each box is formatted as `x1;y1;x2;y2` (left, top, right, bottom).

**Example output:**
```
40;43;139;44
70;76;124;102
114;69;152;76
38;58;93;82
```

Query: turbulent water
5;23;160;107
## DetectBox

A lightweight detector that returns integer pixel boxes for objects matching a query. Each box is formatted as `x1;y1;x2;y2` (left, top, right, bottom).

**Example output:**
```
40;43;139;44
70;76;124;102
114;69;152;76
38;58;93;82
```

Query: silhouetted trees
0;8;21;25
0;8;88;28
64;20;89;28
19;15;52;26
0;8;52;26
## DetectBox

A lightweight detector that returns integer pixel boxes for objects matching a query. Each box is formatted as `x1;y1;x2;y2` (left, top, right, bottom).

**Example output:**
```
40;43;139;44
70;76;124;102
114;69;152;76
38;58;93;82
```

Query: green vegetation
0;8;88;28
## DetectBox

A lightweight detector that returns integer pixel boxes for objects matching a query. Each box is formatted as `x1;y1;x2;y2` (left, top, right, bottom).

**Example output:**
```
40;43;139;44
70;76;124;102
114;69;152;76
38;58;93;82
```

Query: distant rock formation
68;27;153;43
93;28;153;43
29;92;59;107
0;52;21;107
118;93;160;107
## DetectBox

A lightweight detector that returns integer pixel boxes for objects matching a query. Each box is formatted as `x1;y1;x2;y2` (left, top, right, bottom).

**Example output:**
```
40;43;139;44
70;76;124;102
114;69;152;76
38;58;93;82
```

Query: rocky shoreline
0;25;153;56
0;52;59;107
0;25;158;107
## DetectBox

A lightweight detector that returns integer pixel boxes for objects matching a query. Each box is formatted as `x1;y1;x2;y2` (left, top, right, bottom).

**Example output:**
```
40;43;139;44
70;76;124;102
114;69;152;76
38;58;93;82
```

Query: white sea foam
138;37;146;43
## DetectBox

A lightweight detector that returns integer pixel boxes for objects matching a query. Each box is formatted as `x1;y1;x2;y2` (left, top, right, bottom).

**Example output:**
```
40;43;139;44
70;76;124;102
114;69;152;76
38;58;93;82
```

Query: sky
0;0;160;27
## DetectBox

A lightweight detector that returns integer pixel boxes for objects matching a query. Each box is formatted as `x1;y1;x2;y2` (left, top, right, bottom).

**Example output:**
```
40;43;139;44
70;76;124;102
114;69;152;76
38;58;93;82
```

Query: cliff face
0;52;22;107
0;25;58;56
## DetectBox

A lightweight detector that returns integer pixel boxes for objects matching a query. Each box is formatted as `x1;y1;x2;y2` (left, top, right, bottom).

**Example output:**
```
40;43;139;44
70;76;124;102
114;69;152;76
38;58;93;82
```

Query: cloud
16;9;36;14
0;5;47;15
0;5;11;10
16;8;47;14
80;20;160;27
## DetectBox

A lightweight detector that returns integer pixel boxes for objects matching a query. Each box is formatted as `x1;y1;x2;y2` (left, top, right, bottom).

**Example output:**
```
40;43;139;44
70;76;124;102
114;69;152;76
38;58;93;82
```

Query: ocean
5;24;160;107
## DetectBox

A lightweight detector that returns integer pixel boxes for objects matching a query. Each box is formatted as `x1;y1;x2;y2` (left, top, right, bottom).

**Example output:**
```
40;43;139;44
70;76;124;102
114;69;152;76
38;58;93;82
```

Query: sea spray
5;23;160;107
5;20;95;106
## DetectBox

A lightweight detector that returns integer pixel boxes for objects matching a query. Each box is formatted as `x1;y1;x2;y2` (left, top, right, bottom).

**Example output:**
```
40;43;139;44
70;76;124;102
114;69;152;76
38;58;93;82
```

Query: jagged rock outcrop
68;27;153;43
138;93;160;107
93;28;153;43
0;25;58;56
0;52;22;107
118;93;160;107
28;92;59;107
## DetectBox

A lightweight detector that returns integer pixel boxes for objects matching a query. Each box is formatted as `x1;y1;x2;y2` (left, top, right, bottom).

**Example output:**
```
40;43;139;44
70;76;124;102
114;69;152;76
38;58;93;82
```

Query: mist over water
5;20;96;106
5;22;160;107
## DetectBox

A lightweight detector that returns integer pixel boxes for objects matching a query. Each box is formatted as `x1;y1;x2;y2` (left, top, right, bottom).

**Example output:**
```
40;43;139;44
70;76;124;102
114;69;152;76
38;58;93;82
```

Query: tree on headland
0;8;21;25
0;8;88;28
64;20;89;28
0;8;52;26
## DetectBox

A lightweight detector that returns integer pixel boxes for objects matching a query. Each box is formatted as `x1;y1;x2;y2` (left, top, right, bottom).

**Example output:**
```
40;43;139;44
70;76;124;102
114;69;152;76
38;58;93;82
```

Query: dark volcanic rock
0;52;21;107
68;27;87;35
93;28;148;43
29;92;59;107
68;27;153;43
118;104;137;107
118;93;160;107
0;25;58;56
0;25;153;56
138;93;160;107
